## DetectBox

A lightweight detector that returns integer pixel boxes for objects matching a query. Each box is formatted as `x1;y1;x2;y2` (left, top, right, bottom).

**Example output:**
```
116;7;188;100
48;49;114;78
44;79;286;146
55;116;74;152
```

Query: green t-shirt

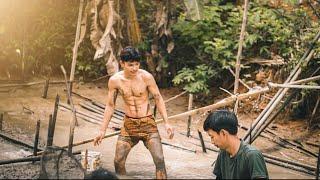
213;140;269;179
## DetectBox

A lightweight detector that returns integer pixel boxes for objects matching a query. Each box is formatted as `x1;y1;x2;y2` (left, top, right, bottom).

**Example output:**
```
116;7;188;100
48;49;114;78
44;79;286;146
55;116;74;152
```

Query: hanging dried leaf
125;0;142;46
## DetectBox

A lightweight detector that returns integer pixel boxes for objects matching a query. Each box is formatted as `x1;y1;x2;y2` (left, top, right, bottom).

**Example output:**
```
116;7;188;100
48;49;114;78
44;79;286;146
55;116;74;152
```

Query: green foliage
172;64;216;94
171;0;319;93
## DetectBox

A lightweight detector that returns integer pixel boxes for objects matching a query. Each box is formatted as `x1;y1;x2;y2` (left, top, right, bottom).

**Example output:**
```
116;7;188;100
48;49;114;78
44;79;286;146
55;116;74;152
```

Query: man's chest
221;154;249;179
117;79;148;97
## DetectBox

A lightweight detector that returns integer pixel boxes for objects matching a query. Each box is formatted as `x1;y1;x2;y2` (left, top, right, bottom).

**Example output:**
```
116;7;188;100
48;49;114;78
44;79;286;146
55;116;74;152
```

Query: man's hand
93;130;105;146
165;123;174;139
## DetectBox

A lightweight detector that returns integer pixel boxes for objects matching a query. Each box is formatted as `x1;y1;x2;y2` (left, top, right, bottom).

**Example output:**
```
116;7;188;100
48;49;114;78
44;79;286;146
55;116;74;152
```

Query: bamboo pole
60;65;78;155
244;30;320;141
263;157;315;176
79;102;124;121
161;141;196;153
42;79;50;99
0;151;81;166
33;120;41;157
309;96;320;126
46;114;53;147
233;0;249;114
228;67;250;90
316;146;320;179
186;93;193;137
164;91;187;103
268;83;320;89
0;113;3;131
0;80;65;88
243;49;317;141
59;102;122;125
288;75;320;85
69;0;84;85
0;132;40;150
197;130;207;153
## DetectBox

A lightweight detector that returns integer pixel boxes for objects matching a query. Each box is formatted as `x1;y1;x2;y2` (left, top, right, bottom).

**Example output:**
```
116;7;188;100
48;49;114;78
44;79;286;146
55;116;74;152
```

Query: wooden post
316;145;320;179
0;113;3;131
52;94;60;133
42;79;49;99
186;93;193;137
33;119;40;157
68;110;77;155
67;81;72;105
197;130;207;153
69;0;85;92
46;114;53;147
310;96;320;127
233;0;249;113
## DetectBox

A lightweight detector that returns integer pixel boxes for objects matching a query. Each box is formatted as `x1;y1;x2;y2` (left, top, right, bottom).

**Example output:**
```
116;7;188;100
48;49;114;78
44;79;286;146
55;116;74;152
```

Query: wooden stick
306;141;320;148
197;130;207;153
316;146;320;179
263;157;315;176
268;83;320;89
233;0;249;112
60;65;78;155
263;153;317;171
228;67;250;90
46;114;53;147
164;91;187;103
41;79;50;99
0;80;65;88
289;75;320;85
69;0;84;84
0;151;81;166
161;141;196;153
91;101;125;115
92;75;111;82
0;113;3;131
310;96;320;126
59;102;122;125
65;89;92;102
33;120;41;157
0;131;42;151
79;102;124;121
49;94;60;144
186;93;193;137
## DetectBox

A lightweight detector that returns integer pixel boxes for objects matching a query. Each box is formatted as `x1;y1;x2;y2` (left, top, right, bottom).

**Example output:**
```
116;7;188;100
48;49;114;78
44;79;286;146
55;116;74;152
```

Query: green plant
172;64;216;94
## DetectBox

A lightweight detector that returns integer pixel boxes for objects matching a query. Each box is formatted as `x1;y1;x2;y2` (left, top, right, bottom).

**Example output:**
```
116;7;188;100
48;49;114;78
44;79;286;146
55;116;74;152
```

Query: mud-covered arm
99;77;118;133
145;73;169;124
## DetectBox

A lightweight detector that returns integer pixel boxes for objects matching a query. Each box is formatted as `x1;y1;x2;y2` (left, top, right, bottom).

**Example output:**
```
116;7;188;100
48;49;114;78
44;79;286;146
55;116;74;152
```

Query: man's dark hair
85;168;118;179
120;46;141;62
203;110;238;135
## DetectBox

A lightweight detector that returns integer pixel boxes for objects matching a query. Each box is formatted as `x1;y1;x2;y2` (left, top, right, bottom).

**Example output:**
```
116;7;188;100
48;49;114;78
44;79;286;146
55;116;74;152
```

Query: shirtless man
93;46;174;179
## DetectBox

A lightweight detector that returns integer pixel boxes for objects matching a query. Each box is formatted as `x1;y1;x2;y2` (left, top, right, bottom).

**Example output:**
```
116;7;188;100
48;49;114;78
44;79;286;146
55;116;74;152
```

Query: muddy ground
0;78;319;179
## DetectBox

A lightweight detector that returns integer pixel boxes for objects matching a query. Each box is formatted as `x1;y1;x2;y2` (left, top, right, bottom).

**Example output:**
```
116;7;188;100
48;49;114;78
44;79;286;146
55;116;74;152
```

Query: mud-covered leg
146;133;167;179
114;139;132;175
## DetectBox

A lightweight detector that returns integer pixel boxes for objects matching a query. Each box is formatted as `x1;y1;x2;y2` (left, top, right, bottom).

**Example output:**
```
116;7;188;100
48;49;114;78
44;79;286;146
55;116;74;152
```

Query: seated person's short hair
120;46;141;62
85;168;118;179
203;110;238;135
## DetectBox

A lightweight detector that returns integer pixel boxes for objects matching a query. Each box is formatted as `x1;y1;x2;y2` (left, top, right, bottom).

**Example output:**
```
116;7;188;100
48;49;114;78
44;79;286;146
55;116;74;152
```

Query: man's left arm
247;150;269;179
145;73;174;139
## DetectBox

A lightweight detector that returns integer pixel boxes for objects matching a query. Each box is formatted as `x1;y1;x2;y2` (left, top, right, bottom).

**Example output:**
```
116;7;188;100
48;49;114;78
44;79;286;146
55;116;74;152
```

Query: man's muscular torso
112;69;152;118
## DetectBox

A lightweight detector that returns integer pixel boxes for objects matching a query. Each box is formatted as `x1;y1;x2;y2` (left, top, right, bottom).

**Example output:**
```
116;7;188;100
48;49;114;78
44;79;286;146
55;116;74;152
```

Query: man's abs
123;97;152;118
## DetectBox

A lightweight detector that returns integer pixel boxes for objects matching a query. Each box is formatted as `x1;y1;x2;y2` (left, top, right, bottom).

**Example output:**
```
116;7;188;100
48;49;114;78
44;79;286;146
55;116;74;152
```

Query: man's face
207;129;227;149
121;61;140;76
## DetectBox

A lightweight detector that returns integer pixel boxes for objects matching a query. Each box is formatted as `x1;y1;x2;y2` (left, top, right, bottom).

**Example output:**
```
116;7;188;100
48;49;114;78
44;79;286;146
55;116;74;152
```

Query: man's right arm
94;77;118;146
213;153;222;179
